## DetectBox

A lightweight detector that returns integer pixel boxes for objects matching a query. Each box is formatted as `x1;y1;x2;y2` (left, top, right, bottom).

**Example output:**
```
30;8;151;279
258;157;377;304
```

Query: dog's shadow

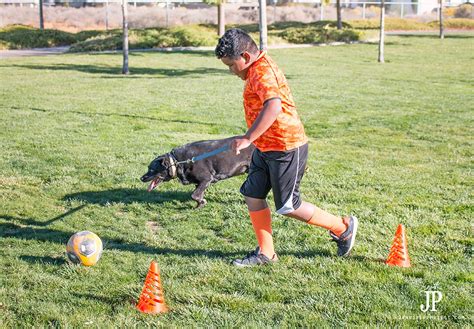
63;188;192;206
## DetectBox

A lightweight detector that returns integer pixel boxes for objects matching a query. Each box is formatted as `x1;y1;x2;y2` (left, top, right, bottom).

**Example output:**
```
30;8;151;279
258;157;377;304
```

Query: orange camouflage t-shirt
243;51;308;152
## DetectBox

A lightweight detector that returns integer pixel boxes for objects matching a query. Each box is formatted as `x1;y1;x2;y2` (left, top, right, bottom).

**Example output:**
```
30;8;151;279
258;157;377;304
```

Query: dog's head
140;154;177;192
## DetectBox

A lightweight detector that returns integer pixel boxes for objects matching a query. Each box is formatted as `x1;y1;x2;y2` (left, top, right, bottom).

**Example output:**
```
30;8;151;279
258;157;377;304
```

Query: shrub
0;24;76;49
74;30;109;42
348;19;380;30
454;4;473;19
440;18;474;29
443;7;457;18
309;20;353;29
69;33;122;52
69;25;219;52
349;18;432;31
330;29;363;43
168;25;218;47
280;27;324;44
279;26;362;44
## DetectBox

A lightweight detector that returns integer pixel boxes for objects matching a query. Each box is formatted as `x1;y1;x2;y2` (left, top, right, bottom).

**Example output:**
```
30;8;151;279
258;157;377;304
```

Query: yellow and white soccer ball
66;231;103;266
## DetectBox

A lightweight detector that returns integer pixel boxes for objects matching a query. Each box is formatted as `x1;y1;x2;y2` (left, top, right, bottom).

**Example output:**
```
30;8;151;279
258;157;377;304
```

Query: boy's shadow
1;222;244;260
1;205;86;226
19;255;66;266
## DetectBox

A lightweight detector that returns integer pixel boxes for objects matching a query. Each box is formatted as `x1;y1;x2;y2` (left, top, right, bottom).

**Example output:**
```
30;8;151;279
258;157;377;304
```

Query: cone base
137;302;168;314
386;260;411;268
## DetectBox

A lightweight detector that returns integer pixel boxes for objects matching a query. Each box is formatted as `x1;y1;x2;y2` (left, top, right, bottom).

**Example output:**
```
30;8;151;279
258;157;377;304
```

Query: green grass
0;34;473;327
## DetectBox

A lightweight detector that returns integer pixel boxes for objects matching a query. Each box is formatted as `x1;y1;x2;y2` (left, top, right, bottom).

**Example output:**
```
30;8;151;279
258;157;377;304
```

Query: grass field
0;34;473;327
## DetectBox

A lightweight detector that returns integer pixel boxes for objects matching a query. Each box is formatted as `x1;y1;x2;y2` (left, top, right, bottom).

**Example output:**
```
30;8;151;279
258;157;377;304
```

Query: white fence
0;1;425;18
0;1;438;19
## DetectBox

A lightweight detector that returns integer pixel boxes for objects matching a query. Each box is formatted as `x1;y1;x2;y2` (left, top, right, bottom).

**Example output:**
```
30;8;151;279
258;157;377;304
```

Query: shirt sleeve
251;65;281;104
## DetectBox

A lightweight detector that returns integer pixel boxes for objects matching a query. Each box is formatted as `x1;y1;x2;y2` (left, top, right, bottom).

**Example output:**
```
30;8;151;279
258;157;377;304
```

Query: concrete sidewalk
0;43;346;59
0;46;70;59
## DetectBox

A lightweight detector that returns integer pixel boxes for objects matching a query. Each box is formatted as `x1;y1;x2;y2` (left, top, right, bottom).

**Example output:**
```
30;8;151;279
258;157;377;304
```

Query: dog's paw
195;199;207;209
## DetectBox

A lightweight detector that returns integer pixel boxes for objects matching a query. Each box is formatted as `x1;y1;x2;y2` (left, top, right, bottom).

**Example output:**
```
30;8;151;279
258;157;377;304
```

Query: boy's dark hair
215;28;259;59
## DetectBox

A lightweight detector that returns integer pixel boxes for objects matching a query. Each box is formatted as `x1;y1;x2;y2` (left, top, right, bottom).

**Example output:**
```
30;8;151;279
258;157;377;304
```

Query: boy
215;29;358;267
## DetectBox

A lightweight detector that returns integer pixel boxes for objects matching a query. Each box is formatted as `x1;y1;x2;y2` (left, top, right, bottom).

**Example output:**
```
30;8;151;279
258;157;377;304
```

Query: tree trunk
39;0;44;30
122;0;129;75
439;0;444;39
258;0;267;51
336;0;342;30
218;2;225;37
378;0;385;63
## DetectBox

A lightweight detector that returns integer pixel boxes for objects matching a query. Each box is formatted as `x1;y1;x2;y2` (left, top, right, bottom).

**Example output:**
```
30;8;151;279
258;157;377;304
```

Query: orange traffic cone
136;260;169;314
386;224;411;268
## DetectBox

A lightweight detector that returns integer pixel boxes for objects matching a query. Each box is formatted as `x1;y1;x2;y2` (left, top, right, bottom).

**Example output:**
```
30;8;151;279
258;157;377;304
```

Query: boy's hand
231;136;252;155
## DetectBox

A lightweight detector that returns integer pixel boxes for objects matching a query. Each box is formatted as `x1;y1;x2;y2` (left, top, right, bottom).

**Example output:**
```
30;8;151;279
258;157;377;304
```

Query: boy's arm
232;98;282;154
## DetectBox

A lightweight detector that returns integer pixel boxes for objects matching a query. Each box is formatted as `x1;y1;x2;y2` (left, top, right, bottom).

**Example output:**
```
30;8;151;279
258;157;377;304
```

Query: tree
218;1;225;37
258;0;268;51
439;0;444;39
39;0;44;30
378;0;385;63
122;0;129;75
336;0;342;30
204;0;226;36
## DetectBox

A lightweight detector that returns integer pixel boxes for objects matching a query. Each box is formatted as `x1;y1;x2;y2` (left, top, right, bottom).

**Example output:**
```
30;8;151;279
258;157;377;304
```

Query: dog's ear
150;156;167;172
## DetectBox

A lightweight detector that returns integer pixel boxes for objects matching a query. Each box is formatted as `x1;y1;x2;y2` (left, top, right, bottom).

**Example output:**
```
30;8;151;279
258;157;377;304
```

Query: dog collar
167;153;178;178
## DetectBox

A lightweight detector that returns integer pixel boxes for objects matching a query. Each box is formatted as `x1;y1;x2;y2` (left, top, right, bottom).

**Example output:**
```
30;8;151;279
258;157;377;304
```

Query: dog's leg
191;181;211;208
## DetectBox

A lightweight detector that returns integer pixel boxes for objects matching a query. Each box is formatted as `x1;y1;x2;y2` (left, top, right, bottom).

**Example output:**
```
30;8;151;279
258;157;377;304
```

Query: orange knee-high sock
249;207;275;258
307;207;347;237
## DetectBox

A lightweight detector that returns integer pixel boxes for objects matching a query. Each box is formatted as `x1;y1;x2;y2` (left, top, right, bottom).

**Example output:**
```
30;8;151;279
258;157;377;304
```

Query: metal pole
105;0;109;31
320;1;324;20
259;0;267;51
362;2;365;19
166;0;169;28
401;3;404;18
378;0;385;63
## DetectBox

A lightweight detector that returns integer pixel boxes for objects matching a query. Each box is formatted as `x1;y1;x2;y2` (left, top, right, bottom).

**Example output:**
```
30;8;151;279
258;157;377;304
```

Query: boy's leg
235;148;276;265
266;143;345;236
285;201;347;237
245;197;275;258
286;202;358;257
268;143;358;256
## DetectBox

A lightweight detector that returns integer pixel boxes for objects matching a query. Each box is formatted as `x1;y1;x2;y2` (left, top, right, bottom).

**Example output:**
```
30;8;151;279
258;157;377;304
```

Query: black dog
141;138;255;208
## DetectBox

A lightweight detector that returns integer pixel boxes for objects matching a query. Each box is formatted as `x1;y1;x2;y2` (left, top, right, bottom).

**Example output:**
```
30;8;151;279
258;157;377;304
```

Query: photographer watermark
420;289;443;312
381;285;471;322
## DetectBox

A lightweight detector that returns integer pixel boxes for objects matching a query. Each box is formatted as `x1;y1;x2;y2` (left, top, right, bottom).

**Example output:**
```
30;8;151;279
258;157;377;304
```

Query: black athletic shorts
240;143;308;215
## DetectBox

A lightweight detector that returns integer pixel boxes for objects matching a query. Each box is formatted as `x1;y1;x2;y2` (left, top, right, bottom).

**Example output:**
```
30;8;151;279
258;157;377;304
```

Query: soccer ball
66;231;103;266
